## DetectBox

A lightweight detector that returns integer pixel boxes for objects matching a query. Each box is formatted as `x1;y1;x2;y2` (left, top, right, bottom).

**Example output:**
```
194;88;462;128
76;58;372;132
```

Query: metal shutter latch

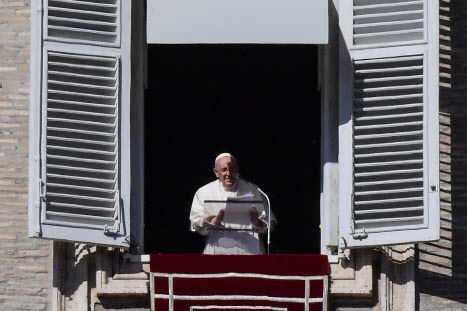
104;224;120;235
352;229;368;240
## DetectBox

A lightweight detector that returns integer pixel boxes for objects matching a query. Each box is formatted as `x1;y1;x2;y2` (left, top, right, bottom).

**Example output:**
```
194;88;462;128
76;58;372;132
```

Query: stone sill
97;280;149;297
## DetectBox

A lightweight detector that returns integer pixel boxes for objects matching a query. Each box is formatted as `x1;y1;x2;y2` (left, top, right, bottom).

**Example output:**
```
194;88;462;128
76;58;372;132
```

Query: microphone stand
238;176;271;254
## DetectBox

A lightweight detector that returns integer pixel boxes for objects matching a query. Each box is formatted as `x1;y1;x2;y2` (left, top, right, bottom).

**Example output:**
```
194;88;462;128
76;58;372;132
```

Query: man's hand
207;209;224;226
250;207;260;227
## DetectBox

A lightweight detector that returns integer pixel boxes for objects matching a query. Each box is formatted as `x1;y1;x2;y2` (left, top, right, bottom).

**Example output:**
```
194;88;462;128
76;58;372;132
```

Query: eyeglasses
215;167;238;174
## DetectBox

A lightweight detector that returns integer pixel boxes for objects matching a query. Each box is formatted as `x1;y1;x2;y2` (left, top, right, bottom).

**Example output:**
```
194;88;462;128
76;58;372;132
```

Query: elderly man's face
214;156;239;189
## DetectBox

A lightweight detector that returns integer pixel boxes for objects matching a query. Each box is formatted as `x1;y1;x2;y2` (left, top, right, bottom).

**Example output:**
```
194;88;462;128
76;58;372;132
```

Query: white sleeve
189;189;213;236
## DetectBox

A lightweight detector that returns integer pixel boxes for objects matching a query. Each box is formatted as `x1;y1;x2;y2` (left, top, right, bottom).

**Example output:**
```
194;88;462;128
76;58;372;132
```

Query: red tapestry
150;254;329;311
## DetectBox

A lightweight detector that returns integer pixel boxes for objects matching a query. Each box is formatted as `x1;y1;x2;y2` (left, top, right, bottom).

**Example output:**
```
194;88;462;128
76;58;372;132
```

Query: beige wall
0;1;52;310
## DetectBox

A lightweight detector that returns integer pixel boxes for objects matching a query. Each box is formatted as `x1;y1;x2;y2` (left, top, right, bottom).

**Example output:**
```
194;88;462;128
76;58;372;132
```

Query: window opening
144;45;321;254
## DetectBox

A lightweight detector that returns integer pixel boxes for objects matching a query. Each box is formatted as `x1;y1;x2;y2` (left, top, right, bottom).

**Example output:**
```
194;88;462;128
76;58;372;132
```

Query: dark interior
144;45;321;254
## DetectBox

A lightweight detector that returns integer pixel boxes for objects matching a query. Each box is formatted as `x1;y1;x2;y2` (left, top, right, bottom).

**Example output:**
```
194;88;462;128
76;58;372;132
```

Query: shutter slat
354;197;423;205
49;6;117;18
354;28;423;40
354;103;422;112
48;25;118;36
48;108;117;118
354;74;423;84
48;51;118;61
354;1;423;10
47;164;116;174
355;130;423;140
47;154;116;165
48;16;117;27
47;58;117;69
48;61;116;72
354;122;423;131
47;173;115;184
49;202;115;212
47;145;116;156
355;65;422;74
47;127;116;137
47;136;116;147
48;183;116;194
355;112;423;121
355;159;422;168
354;84;422;93
355;149;422;158
355;94;422;103
48;117;116;127
48;63;115;73
48;70;116;82
354;55;423;65
49;90;117;100
355;177;424;187
355;206;424;215
354;19;423;31
50;0;117;9
47;192;115;202
354;140;422;150
355;168;423;177
355;187;423;196
46;211;115;222
48;99;116;109
353;10;423;21
355;216;424;225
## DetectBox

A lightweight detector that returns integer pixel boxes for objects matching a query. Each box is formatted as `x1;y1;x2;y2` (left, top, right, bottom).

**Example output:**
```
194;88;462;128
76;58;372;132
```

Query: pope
189;153;276;254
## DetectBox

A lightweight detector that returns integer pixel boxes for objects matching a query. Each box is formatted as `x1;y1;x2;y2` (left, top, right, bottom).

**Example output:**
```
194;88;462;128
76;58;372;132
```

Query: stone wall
417;0;467;309
0;1;52;310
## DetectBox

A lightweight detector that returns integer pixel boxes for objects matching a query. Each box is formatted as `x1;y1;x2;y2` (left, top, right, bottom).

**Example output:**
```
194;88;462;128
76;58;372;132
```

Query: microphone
237;174;272;255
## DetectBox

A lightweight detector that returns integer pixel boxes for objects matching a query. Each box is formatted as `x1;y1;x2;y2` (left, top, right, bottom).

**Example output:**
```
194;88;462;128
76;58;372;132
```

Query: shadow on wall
53;242;150;310
417;0;467;307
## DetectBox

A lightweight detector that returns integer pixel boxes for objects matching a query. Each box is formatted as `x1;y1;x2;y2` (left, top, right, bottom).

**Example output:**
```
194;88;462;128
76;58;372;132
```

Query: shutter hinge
352;228;368;240
104;191;121;235
124;234;130;245
34;179;46;236
39;178;46;201
338;237;348;259
104;224;120;235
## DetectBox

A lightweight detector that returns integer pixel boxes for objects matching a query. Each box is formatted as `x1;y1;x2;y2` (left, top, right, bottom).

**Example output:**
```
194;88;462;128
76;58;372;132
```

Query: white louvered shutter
29;0;132;247
338;0;439;248
45;0;120;46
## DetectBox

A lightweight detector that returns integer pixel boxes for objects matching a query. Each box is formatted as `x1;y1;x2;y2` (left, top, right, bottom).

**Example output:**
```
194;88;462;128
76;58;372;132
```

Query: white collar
218;179;238;193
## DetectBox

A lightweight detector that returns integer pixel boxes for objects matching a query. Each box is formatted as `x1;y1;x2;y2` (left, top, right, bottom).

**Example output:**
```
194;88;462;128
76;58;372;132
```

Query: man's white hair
214;153;236;167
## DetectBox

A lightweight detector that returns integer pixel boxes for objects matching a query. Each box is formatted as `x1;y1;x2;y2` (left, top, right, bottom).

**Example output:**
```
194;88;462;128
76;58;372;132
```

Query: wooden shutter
29;0;132;247
338;0;439;248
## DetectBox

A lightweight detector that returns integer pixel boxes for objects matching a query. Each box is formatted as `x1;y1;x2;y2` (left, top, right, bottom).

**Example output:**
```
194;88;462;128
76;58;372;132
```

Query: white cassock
190;179;276;255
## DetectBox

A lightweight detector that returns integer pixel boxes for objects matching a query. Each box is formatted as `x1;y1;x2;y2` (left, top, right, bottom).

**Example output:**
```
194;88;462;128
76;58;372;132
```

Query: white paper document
204;193;264;227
